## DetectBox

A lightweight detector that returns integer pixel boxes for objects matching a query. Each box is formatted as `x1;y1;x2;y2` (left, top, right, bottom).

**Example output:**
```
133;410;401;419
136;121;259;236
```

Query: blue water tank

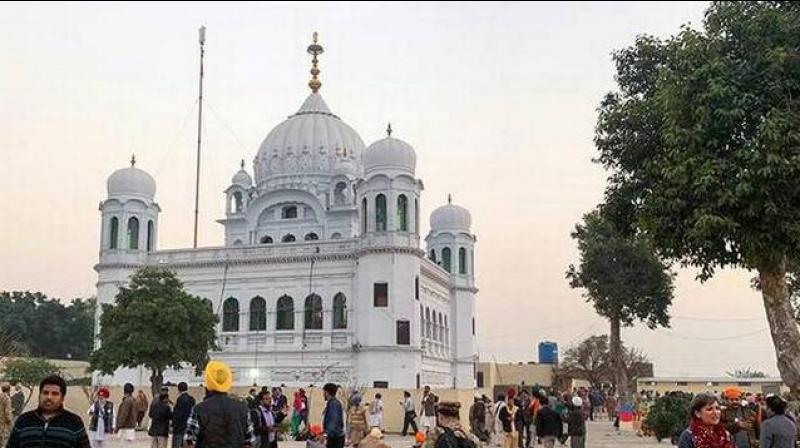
538;341;559;364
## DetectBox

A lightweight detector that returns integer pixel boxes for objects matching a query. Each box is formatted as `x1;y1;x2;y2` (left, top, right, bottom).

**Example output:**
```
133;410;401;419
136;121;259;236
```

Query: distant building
637;376;785;395
477;362;555;395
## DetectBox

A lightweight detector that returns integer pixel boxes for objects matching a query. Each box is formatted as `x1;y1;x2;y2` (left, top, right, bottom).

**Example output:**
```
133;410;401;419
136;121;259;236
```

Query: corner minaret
99;155;160;264
427;196;478;387
353;125;425;387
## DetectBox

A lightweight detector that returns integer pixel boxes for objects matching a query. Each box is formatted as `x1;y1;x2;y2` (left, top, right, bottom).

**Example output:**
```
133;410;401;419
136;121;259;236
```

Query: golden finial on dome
240;159;245;170
307;31;324;93
386;122;392;137
448;194;452;204
131;154;136;167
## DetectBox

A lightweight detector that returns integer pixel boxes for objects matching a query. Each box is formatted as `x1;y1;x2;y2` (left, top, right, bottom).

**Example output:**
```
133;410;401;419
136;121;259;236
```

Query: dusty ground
95;420;671;448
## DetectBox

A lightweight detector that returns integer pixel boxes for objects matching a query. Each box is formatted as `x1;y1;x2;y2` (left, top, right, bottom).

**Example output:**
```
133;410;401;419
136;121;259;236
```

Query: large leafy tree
0;292;95;360
595;2;800;394
567;210;674;395
90;267;218;395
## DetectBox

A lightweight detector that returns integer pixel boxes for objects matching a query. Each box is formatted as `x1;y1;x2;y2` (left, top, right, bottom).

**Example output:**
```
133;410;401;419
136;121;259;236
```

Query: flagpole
193;25;206;248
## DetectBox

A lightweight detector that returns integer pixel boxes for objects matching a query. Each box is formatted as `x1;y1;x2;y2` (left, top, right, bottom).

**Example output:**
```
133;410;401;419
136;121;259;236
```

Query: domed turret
364;124;416;175
231;159;253;187
106;155;156;199
430;195;472;231
99;155;160;260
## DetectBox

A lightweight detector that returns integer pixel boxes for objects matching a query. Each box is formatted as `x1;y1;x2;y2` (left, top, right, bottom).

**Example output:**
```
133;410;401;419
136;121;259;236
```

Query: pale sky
0;2;778;377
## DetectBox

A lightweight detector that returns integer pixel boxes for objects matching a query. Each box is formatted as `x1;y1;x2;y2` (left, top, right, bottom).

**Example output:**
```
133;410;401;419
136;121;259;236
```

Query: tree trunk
759;263;800;398
150;369;164;398
609;316;629;398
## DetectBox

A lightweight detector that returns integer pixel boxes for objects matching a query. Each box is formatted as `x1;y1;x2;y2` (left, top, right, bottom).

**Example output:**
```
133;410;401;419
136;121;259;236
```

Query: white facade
94;48;478;389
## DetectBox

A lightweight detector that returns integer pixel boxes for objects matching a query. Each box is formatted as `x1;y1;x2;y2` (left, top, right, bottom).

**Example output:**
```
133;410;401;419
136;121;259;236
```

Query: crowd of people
465;387;592;448
674;389;798;448
5;371;800;448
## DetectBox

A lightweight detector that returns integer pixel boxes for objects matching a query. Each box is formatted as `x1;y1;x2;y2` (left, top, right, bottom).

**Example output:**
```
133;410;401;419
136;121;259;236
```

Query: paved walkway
97;421;669;448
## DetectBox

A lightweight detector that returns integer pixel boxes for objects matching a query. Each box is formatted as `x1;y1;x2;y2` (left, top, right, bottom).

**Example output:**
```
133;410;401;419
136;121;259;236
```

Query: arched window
397;194;408;231
249;296;266;331
222;297;239;332
304;233;319;241
127;217;139;250
442;247;452;272
375;194;387;231
429;249;437;264
414;199;419;234
233;192;244;213
425;308;431;338
233;239;243;245
282;234;296;243
420;307;424;337
260;236;273;244
459;247;467;274
333;293;347;329
361;198;368;234
147;220;154;252
282;206;298;219
444;315;449;345
438;313;444;342
276;296;294;330
331;232;342;239
334;182;347;205
415;276;420;300
109;217;119;249
304;294;323;330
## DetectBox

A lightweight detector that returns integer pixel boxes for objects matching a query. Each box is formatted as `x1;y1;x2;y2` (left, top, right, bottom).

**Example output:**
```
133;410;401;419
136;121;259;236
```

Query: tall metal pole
193;25;206;248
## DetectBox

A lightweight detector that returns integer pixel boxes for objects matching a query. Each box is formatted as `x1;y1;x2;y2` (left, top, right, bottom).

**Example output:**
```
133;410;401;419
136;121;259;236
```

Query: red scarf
690;418;734;448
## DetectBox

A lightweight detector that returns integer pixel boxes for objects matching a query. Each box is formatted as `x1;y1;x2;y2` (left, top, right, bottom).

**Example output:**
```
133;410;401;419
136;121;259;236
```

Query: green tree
1;358;62;408
0;328;25;365
727;368;768;378
644;392;693;442
0;291;95;360
595;2;800;394
567;210;674;396
89;267;218;395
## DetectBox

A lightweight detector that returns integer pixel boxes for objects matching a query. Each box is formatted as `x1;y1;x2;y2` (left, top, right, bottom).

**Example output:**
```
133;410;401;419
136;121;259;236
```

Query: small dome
364;133;416;175
107;157;156;199
231;161;253;187
430;198;472;231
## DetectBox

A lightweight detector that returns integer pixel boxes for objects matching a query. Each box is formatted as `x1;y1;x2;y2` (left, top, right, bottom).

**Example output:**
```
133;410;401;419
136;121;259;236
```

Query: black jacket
7;408;92;448
148;401;173;437
534;407;563;438
193;392;250;448
498;404;513;433
173;392;196;432
563;408;585;436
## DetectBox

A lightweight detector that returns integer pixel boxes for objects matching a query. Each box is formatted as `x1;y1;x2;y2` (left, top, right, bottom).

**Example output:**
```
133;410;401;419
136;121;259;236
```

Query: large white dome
430;199;472;231
107;158;156;199
253;93;365;186
364;135;416;175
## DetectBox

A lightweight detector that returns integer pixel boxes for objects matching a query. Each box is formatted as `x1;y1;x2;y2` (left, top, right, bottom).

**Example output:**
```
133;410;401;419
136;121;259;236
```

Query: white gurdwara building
94;36;478;389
